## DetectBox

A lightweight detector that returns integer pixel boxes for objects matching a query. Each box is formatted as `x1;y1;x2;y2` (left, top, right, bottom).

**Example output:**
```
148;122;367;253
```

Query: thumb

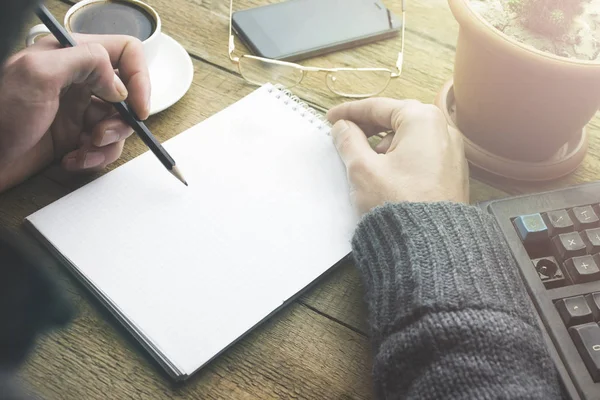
42;43;128;103
331;120;373;166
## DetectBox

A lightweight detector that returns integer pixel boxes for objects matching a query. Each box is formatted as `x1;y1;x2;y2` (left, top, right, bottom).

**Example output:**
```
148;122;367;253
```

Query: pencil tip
170;165;188;187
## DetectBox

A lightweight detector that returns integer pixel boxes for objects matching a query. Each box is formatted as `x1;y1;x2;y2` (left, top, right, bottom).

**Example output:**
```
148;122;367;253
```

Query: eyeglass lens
239;56;391;97
239;57;304;88
326;70;392;97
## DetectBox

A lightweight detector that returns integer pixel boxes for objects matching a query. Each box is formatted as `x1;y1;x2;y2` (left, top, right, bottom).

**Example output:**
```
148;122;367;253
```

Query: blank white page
26;84;357;376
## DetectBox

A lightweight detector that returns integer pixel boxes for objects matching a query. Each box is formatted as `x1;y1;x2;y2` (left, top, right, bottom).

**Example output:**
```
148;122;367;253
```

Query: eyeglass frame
228;0;406;98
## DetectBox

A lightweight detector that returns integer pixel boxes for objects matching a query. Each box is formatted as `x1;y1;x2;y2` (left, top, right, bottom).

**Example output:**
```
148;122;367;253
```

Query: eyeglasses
228;0;406;98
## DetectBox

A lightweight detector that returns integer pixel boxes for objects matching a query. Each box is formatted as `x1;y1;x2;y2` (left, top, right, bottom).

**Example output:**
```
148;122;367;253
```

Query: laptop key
553;232;587;261
569;323;600;382
584;228;600;254
564;255;600;284
544;209;574;236
571;206;600;230
514;214;548;243
556;296;594;326
585;293;600;321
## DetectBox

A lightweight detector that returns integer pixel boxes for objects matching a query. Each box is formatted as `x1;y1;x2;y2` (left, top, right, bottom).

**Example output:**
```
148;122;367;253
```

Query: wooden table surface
3;0;600;398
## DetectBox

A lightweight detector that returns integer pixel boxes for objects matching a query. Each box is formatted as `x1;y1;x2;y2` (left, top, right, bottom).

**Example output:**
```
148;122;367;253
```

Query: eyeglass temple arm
391;8;406;78
229;35;238;61
228;0;239;61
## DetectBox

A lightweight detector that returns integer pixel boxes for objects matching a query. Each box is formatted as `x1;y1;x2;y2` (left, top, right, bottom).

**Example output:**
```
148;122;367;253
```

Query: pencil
34;4;188;186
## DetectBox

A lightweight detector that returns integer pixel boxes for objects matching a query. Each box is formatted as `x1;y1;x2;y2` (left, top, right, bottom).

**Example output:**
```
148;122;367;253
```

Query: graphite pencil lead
170;165;188;186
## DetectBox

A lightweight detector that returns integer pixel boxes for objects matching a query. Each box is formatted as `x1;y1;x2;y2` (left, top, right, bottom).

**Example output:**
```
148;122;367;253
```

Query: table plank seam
299;300;368;337
406;29;457;52
42;171;75;190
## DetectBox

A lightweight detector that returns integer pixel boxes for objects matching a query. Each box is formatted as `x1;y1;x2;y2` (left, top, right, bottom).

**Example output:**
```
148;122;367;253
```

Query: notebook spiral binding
269;84;331;133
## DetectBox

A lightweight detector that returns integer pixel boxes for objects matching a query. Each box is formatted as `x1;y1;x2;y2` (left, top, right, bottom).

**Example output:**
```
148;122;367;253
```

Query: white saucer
148;33;194;115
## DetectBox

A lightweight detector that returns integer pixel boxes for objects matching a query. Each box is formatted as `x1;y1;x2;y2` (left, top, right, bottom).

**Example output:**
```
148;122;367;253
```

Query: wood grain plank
0;176;66;231
18;299;373;399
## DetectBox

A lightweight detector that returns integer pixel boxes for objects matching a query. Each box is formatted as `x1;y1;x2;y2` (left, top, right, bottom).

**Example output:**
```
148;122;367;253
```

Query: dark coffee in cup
68;0;156;41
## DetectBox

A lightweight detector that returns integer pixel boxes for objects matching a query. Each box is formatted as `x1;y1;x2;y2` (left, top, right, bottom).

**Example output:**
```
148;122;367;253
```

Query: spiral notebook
25;84;357;380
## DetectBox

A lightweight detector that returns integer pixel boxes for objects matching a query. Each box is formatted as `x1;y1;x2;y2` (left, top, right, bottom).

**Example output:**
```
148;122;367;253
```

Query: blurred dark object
0;0;39;66
0;227;73;399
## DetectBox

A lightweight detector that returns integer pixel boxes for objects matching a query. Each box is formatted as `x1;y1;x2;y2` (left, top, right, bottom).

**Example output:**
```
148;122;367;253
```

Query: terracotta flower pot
447;0;600;163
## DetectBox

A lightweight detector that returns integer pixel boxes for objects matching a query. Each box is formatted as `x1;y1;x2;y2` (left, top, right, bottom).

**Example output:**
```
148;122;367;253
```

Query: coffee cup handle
26;24;52;47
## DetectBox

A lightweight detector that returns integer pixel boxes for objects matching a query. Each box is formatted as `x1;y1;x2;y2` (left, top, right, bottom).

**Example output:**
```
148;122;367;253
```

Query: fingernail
146;92;152;115
101;129;120;146
114;74;128;98
331;120;349;137
83;152;105;169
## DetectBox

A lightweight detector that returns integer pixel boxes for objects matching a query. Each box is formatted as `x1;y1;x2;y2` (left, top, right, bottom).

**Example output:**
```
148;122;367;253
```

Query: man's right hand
327;98;469;215
0;34;150;193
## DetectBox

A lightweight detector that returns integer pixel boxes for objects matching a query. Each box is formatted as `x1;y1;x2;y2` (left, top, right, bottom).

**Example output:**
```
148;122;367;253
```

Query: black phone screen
232;0;400;61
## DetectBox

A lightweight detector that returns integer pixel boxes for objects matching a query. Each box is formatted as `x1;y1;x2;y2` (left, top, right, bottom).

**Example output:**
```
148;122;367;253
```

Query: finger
375;133;395;154
79;132;92;147
387;104;450;154
19;43;129;104
84;97;117;129
31;34;150;120
62;147;106;171
91;117;135;147
330;120;374;166
355;123;390;138
97;140;126;167
62;140;125;171
448;124;464;148
447;125;470;201
448;125;466;164
327;98;422;134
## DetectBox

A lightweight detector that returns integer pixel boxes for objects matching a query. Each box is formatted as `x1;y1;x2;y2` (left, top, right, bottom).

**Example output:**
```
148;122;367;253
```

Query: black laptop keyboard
514;206;600;385
482;184;600;398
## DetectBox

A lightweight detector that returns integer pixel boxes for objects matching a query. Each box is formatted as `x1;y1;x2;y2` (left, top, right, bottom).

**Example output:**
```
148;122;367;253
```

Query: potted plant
436;0;600;181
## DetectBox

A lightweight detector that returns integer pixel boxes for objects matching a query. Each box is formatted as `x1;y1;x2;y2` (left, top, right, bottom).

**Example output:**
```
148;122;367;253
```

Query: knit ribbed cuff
352;202;537;348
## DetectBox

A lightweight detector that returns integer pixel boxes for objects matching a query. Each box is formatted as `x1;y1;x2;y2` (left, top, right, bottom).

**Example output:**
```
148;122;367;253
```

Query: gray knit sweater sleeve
352;202;563;399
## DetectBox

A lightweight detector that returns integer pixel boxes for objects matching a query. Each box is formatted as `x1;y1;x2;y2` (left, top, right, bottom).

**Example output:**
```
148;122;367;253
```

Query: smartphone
232;0;401;62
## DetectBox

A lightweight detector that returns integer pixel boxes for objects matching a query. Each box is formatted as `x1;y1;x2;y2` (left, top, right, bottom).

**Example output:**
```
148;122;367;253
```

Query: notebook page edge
23;218;184;378
184;252;352;378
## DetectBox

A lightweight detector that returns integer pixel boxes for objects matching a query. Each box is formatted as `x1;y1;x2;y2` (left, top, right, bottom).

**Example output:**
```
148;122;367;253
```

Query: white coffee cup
26;0;162;65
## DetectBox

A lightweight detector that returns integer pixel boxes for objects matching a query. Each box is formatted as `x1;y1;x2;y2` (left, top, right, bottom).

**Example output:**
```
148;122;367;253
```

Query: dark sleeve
352;202;563;399
0;229;73;399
